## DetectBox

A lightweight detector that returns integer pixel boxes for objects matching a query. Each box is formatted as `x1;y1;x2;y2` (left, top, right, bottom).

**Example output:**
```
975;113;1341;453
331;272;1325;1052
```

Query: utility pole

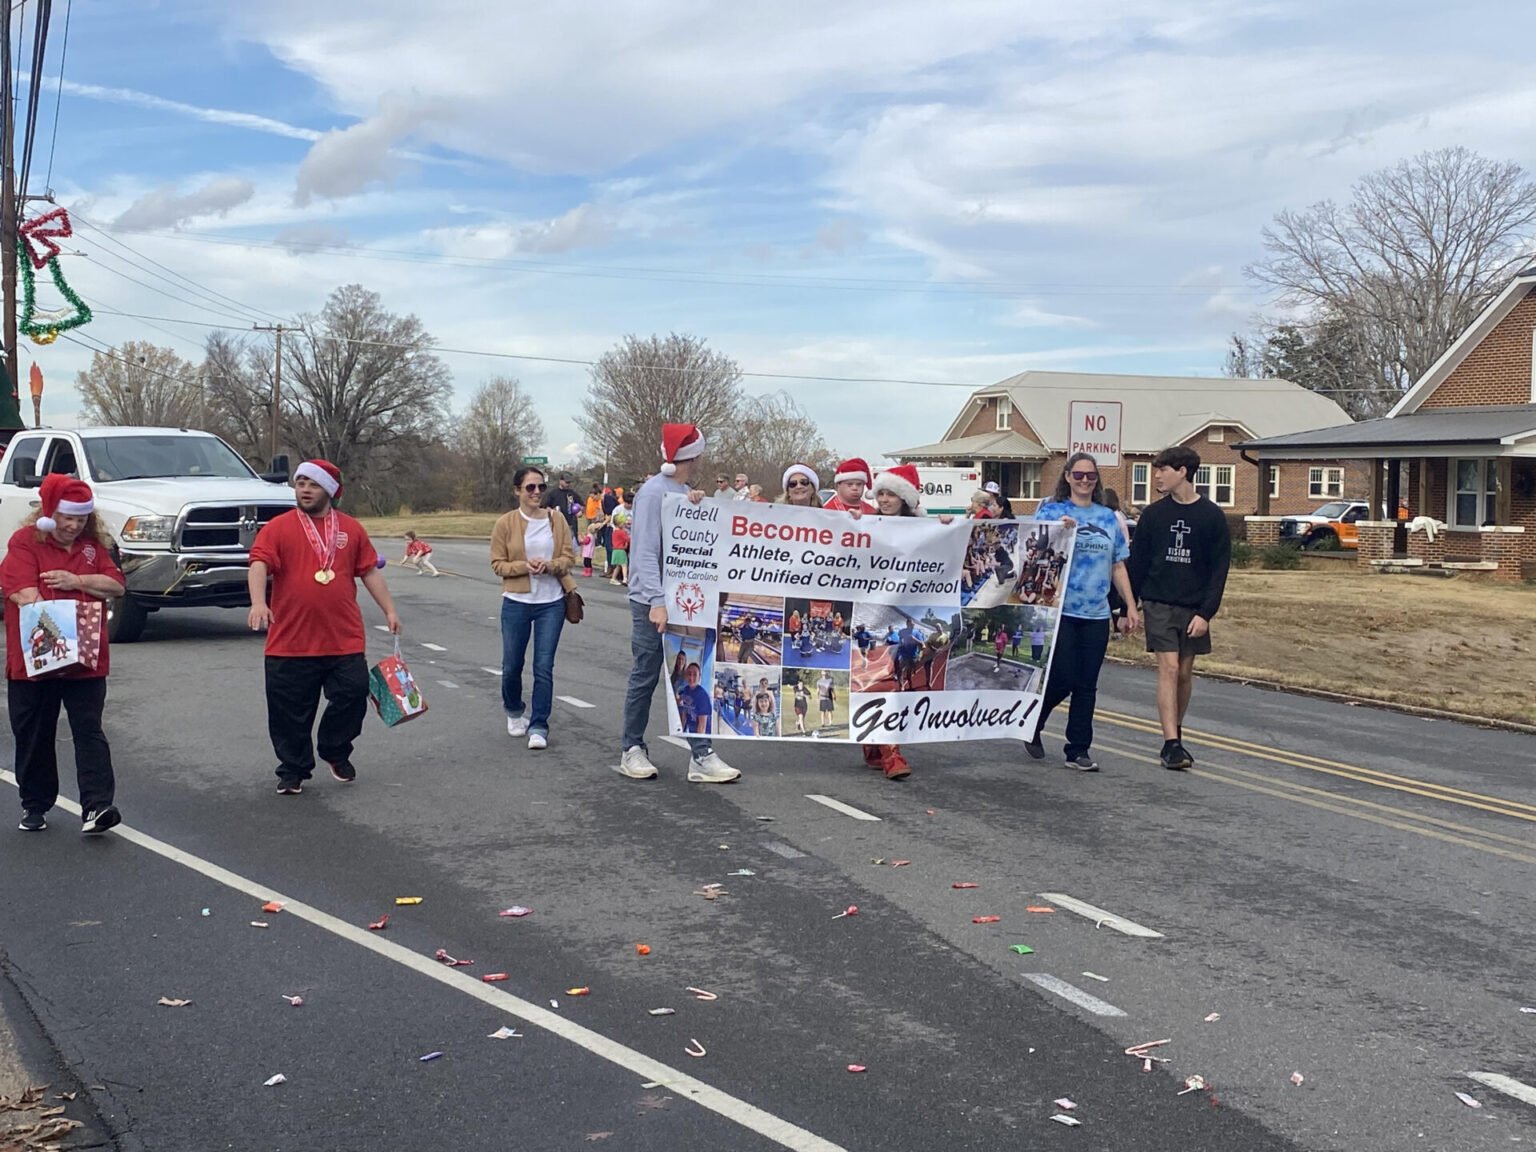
253;324;291;468
0;7;21;434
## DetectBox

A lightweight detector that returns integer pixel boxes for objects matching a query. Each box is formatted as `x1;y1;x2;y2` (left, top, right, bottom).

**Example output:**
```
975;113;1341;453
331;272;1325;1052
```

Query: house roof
887;429;1047;461
920;371;1353;456
1239;404;1536;453
1388;268;1536;416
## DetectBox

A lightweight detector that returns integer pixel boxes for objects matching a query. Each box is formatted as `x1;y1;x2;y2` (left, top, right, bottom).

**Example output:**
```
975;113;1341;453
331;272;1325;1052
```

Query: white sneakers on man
528;732;548;750
687;752;741;784
616;746;659;779
507;716;529;737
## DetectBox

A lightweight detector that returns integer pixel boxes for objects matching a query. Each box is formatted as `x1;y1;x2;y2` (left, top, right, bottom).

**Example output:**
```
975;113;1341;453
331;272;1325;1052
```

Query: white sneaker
616;746;659;780
687;752;740;784
507;716;529;737
528;732;548;750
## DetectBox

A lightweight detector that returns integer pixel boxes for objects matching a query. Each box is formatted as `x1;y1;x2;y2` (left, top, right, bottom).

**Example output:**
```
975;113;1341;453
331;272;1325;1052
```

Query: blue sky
22;0;1536;465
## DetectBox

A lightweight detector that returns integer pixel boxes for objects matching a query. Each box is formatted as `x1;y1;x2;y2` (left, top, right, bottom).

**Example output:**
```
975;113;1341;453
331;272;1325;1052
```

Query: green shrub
1260;544;1302;570
1229;540;1255;569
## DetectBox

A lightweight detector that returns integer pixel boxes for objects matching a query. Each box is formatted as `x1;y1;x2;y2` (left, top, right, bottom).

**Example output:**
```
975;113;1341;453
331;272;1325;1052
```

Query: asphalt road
2;537;1533;1151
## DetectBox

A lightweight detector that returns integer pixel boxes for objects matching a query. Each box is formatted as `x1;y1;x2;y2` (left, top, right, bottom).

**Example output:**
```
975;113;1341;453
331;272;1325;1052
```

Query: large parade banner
659;496;1075;745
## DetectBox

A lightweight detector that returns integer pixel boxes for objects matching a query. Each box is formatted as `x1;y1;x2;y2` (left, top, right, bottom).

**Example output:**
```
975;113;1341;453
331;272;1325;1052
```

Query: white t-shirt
503;511;564;605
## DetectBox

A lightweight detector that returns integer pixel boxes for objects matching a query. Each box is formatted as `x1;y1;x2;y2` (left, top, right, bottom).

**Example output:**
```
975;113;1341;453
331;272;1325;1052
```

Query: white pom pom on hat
36;473;94;534
660;424;705;476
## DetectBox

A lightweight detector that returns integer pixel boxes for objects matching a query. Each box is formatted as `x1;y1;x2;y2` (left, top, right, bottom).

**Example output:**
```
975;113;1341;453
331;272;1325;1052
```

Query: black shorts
1143;601;1212;656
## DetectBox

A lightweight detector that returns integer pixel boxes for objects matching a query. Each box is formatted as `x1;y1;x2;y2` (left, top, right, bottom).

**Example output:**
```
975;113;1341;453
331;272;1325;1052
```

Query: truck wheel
1303;529;1338;551
107;595;148;643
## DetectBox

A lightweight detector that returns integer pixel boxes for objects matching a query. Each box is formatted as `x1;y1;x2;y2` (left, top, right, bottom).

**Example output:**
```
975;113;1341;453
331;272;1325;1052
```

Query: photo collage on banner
660;496;1074;744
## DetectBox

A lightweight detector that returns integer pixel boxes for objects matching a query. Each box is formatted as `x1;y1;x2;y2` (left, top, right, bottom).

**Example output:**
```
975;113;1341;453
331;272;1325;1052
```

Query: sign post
1067;401;1122;467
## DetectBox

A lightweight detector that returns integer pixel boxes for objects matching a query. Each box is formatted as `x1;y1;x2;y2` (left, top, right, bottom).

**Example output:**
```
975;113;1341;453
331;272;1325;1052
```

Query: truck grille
176;504;292;551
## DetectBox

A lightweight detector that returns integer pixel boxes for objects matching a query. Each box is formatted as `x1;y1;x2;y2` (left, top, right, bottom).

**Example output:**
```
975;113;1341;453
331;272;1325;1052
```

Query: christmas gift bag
20;598;100;677
368;637;428;727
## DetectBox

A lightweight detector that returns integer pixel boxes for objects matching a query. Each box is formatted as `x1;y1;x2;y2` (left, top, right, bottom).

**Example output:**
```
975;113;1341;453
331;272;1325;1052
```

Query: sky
17;0;1536;466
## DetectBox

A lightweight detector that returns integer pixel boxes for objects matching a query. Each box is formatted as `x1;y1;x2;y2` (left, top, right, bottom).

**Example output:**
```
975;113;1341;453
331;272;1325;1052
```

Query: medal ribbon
299;509;338;576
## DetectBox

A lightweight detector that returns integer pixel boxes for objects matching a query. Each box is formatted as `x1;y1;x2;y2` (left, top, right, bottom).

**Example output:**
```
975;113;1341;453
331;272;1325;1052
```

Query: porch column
1368;457;1385;520
1255;460;1271;515
1496;457;1513;525
1386;458;1402;519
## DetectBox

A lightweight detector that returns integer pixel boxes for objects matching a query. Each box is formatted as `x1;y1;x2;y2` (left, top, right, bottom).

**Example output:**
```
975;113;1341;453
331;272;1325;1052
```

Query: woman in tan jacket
491;467;578;750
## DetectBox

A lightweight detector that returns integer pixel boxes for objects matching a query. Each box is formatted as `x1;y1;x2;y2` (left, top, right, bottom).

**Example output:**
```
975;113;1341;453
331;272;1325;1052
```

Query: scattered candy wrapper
832;905;858;919
419;1052;442;1062
1050;1114;1081;1127
481;973;509;983
686;987;718;1001
1026;906;1054;913
488;1027;521;1039
640;1081;663;1089
636;944;651;955
263;1074;286;1087
1179;1075;1207;1095
395;897;423;905
157;997;191;1007
368;916;389;931
1455;1091;1481;1109
500;907;532;917
1204;1013;1221;1023
648;1008;676;1016
434;949;473;967
847;1065;866;1073
718;844;729;850
891;860;910;867
695;884;727;901
1082;972;1110;982
684;1039;707;1058
1010;945;1034;955
1290;1072;1305;1086
973;916;1001;924
551;1000;559;1008
755;815;774;822
951;882;979;889
1054;1098;1076;1111
727;869;755;876
250;921;269;929
567;987;591;996
261;902;284;914
871;858;885;865
1520;1007;1536;1014
200;908;210;917
283;995;303;1007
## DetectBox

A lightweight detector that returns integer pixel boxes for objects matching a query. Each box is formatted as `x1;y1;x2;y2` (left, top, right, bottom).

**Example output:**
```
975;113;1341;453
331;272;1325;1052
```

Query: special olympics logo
674;583;706;620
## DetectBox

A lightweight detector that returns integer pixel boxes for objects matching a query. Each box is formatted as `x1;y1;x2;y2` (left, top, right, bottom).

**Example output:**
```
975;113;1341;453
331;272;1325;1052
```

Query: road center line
1020;973;1127;1017
1037;893;1165;939
482;667;502;676
557;695;595;709
436;680;459;689
0;770;846;1152
804;795;881;822
1466;1072;1536;1108
421;642;448;652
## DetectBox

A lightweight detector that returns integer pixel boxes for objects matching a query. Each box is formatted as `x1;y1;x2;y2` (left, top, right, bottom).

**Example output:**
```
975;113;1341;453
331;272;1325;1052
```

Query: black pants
1037;616;1111;757
264;654;369;780
9;677;115;816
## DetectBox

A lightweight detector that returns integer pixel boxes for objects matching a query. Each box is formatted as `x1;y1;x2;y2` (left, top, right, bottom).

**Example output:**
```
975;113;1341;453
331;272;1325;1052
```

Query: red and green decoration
18;208;91;346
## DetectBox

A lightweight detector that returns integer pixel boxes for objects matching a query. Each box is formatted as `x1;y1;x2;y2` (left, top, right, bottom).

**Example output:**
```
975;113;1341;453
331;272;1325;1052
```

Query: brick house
1239;267;1536;580
886;370;1360;519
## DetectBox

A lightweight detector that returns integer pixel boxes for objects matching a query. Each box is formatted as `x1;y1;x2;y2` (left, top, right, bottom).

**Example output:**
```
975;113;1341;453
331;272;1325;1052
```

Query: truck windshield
1312;501;1351;519
82;435;256;482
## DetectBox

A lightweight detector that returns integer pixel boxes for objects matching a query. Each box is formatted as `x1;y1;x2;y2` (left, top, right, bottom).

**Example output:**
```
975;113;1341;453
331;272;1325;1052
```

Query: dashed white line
763;841;806;860
482;667;502;676
1020;973;1127;1017
1467;1072;1536;1108
557;695;595;709
1037;893;1165;939
804;795;881;822
421;642;448;652
0;769;847;1152
436;680;459;689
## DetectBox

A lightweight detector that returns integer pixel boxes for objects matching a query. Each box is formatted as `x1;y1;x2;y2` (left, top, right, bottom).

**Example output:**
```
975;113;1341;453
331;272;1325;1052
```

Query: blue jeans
622;599;711;756
501;597;566;735
1036;615;1111;756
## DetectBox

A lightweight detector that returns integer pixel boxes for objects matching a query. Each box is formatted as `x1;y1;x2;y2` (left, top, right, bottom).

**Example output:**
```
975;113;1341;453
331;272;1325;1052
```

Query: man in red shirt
247;460;400;794
1;474;126;834
823;457;876;514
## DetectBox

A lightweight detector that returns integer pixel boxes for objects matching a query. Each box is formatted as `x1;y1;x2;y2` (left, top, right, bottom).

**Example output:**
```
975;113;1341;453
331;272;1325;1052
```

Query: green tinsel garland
18;242;93;342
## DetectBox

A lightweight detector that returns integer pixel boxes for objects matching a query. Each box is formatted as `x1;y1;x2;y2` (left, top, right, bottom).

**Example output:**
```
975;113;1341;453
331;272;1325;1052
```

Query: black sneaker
328;760;357;783
81;806;121;835
1065;753;1099;772
18;811;46;831
1024;736;1045;760
1160;741;1192;771
276;777;304;795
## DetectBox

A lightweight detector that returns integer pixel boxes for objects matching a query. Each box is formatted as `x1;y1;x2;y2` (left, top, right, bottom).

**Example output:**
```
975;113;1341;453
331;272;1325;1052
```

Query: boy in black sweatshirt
1127;445;1230;771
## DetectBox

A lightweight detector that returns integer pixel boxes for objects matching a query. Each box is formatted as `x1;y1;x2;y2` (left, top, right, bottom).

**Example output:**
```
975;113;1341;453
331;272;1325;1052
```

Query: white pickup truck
0;427;293;641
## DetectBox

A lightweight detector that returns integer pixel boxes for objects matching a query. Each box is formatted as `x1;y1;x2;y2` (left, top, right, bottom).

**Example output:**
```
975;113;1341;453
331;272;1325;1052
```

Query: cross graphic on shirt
1169;519;1191;549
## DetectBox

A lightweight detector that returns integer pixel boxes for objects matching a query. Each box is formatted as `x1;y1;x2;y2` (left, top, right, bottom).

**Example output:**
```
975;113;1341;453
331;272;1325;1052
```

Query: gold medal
314;569;335;585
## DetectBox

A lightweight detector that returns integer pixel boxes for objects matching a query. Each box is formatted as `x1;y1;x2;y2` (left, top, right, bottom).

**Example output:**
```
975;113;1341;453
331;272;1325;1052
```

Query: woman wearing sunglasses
1025;452;1139;771
777;464;823;507
491;466;579;750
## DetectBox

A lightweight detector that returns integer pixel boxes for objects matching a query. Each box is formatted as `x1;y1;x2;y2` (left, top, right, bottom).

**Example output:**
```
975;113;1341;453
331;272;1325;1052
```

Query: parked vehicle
1279;500;1370;550
0;427;291;641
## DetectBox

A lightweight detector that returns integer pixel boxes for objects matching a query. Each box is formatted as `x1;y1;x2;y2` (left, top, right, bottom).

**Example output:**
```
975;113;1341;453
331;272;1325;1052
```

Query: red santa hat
781;463;819;491
833;457;872;486
872;464;921;510
294;459;344;500
36;473;95;533
659;424;705;476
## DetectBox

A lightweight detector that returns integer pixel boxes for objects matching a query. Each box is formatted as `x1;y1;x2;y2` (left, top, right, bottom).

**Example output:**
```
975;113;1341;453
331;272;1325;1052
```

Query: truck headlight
121;515;174;543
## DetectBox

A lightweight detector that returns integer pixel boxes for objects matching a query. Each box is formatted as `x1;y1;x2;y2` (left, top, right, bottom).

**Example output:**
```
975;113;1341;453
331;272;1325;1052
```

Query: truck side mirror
16;466;41;489
261;453;291;484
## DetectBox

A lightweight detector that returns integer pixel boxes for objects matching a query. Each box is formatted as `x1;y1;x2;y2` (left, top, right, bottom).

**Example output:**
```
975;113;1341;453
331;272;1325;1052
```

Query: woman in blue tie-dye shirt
1026;453;1139;771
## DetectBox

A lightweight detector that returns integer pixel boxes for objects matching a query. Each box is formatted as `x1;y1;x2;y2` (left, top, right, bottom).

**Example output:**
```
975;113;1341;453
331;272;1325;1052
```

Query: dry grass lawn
1112;567;1536;726
357;511;503;539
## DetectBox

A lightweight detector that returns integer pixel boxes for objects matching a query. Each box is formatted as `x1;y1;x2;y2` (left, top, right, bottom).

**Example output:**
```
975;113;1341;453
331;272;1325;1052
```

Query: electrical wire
77;253;273;325
16;0;52;199
42;0;68;192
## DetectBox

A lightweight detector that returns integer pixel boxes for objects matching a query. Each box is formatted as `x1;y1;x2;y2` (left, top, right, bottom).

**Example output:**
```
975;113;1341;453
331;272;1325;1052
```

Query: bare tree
453;376;545;510
202;330;275;465
75;341;202;427
279;285;453;484
714;391;839;496
575;334;743;480
1248;147;1536;416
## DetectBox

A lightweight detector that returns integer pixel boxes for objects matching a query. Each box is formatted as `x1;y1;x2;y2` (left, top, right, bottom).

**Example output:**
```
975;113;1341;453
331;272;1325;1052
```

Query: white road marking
1037;893;1165;939
436;680;459;689
763;841;806;860
0;769;846;1152
1020;973;1127;1017
804;795;881;822
421;642;448;652
482;667;502;676
557;695;595;709
373;625;390;632
1467;1072;1536;1108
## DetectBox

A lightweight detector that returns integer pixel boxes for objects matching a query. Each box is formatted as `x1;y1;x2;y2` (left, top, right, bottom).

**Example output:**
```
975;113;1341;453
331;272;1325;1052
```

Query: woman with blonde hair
777;464;823;508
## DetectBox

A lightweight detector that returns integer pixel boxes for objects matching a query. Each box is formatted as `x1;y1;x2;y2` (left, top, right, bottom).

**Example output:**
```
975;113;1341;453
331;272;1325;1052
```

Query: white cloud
113;177;256;230
1001;300;1095;329
294;94;433;205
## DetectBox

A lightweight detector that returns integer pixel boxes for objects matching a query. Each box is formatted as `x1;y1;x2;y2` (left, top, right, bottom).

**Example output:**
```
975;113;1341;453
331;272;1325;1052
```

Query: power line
77;252;270;325
42;0;69;192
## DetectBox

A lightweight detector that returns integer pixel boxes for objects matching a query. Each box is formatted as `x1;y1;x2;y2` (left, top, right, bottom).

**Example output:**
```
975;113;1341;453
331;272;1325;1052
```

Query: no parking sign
1068;401;1122;467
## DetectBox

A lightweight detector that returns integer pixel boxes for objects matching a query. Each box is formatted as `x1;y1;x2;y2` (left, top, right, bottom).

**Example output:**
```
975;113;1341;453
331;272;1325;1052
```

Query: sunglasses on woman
1069;471;1098;481
786;479;813;489
524;482;548;492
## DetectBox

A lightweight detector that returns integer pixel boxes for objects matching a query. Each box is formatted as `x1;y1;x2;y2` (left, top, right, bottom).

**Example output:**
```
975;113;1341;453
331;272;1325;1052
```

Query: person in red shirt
1;474;126;834
247;459;400;794
400;530;440;577
822;457;877;514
